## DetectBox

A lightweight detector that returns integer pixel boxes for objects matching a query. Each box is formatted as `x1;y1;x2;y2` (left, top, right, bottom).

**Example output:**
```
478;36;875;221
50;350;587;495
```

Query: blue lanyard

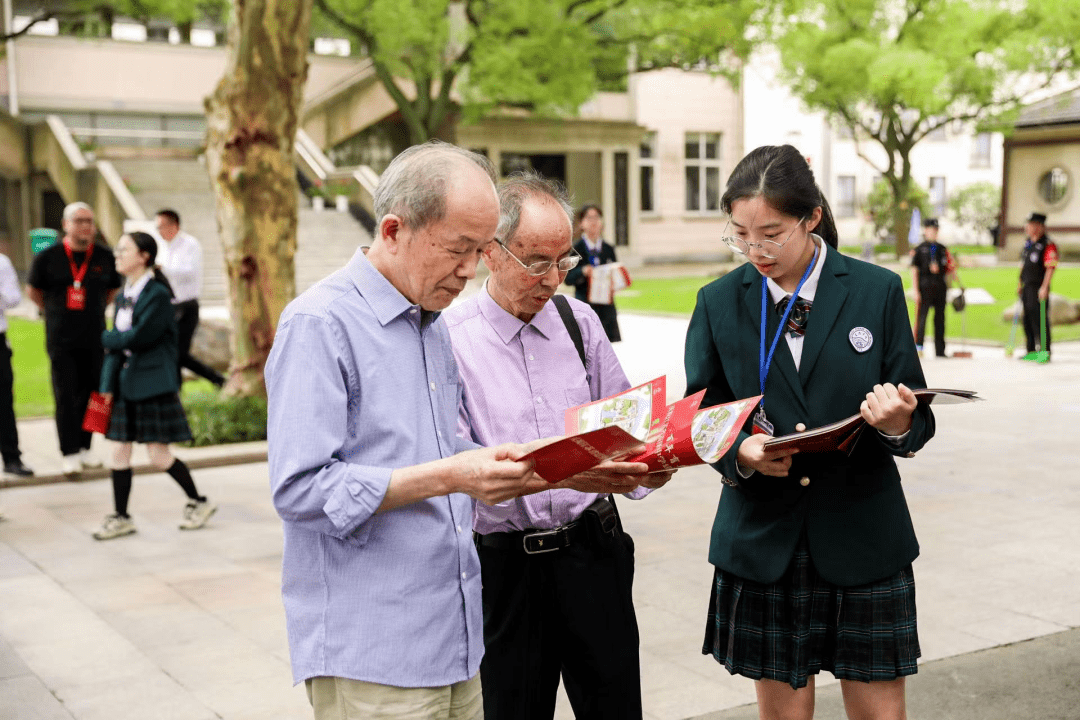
759;244;819;411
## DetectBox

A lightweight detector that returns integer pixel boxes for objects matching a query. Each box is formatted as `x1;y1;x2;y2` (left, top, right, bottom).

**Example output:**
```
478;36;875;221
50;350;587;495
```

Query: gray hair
496;170;574;245
373;140;497;231
63;202;94;221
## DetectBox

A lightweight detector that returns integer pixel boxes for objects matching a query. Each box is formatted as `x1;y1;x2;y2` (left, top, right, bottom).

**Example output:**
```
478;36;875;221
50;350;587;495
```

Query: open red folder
523;376;761;483
762;388;981;454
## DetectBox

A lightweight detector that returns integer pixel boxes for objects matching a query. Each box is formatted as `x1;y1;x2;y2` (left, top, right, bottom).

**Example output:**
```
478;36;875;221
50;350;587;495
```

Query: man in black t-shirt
27;202;122;474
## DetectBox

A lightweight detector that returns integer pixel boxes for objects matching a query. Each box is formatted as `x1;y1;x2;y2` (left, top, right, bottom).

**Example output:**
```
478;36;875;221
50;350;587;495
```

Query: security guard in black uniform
1018;212;1059;361
910;217;956;357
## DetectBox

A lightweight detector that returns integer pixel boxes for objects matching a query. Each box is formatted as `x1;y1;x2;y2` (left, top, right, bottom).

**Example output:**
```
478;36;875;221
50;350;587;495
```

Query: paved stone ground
1;310;1078;719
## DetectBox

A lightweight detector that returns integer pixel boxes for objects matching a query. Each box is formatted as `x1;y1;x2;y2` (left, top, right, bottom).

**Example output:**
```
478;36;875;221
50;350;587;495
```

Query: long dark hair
720;145;839;249
127;231;175;298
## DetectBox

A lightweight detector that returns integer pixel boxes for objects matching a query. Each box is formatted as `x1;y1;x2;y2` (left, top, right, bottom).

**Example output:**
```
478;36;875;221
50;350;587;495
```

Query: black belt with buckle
475;520;588;555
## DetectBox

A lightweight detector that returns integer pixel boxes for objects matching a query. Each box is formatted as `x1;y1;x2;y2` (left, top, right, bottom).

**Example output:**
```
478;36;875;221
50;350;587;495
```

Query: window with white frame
971;132;992;168
929;176;947;216
837;176;857;217
685;132;721;212
640;131;657;214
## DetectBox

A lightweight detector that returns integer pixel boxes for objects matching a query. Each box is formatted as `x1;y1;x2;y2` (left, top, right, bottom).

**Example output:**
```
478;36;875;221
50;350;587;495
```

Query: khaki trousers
305;674;483;720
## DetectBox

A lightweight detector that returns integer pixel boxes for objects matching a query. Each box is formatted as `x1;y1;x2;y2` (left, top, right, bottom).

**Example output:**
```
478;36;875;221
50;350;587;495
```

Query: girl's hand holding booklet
761;388;982;455
522;376;761;483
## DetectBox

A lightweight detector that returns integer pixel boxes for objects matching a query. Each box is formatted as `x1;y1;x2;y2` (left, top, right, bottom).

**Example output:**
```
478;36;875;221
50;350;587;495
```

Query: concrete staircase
110;158;369;307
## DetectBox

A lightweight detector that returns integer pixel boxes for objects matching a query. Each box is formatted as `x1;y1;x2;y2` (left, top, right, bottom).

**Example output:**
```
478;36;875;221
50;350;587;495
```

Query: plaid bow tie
776;295;812;337
115;295;133;310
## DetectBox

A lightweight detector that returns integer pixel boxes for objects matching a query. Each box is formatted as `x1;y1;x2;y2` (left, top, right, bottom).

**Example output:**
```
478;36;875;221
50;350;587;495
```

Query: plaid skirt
106;393;193;444
702;537;920;689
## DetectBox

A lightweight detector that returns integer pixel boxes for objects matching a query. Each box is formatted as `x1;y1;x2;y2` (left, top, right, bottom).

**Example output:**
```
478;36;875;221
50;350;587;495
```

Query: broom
1005;302;1020;357
1035;299;1050;363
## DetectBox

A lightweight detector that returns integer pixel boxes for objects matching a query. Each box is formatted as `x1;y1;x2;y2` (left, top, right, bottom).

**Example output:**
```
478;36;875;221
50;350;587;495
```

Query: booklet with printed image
523;376;760;482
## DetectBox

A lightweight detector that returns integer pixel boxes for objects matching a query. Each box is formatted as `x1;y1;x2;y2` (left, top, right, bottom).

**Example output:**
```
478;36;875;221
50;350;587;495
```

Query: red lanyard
63;239;94;289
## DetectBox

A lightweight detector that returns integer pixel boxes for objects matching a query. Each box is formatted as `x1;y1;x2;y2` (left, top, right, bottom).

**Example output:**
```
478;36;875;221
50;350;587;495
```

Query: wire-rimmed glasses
721;217;806;259
496;239;582;276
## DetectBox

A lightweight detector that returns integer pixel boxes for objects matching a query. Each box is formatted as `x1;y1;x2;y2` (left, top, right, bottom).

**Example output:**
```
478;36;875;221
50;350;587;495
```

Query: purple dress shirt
443;285;649;534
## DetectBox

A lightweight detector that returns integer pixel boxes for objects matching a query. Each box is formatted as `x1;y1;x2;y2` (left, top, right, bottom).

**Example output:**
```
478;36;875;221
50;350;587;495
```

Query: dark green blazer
684;247;935;587
100;279;181;402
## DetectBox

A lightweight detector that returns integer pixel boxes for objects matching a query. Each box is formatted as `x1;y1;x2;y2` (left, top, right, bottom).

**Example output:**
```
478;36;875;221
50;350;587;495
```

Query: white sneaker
93;514;136;540
78;450;103;469
61;455;81;476
179;499;217;530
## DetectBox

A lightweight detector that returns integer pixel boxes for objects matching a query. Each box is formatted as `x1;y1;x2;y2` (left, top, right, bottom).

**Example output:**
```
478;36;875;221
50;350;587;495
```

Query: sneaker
179;499;217;530
3;460;34;477
93;514;136;540
1020;351;1039;361
78;450;103;469
61;455;81;476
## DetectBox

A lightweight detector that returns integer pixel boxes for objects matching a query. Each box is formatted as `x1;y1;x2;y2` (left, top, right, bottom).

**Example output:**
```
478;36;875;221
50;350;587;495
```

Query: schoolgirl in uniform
92;231;216;540
684;145;936;719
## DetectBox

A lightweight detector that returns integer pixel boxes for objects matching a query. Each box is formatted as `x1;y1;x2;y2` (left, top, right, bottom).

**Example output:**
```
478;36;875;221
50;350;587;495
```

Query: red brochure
522;376;760;482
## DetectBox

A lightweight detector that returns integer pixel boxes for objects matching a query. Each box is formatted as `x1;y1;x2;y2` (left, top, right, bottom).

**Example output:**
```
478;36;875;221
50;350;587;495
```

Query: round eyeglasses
721;217;806;259
496;240;582;276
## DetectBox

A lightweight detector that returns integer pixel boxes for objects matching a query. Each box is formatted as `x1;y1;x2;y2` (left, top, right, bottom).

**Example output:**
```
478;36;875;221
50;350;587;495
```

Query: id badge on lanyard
755;244;818;436
64;240;93;311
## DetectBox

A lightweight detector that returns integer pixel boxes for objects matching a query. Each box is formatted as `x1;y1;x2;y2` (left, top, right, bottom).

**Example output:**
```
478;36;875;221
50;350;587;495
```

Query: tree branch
1;9;87;41
312;0;375;49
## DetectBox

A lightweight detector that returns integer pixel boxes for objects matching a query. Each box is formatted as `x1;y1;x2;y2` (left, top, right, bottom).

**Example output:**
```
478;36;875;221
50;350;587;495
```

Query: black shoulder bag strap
552;294;589;382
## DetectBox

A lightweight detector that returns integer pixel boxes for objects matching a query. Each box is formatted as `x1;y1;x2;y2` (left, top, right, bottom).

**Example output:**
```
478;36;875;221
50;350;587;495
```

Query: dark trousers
0;334;22;464
48;344;103;456
175;300;225;386
1021;284;1050;355
476;511;642;720
914;284;947;356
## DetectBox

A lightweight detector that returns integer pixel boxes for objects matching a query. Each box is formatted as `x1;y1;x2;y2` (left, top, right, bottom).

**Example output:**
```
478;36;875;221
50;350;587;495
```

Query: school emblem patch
849;327;873;353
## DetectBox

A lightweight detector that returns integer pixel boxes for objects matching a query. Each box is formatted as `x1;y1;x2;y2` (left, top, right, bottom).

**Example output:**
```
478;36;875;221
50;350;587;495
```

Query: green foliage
863;178;930;242
183;393;268;447
769;0;1080;255
10;318;53;419
314;0;760;144
948;181;1001;238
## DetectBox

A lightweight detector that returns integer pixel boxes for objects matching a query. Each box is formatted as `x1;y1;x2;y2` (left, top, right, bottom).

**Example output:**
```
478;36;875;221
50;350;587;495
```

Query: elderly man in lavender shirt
266;142;554;720
444;171;674;720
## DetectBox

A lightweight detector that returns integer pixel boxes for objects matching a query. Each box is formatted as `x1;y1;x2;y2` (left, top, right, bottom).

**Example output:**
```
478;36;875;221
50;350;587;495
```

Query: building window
685;132;721;212
640;131;657;214
836;176;857;217
929;176;947;216
971;132;992;168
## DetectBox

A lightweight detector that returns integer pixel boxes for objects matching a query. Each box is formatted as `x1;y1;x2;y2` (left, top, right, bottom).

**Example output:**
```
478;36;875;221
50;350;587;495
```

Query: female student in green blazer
92;231;216;541
684;145;935;720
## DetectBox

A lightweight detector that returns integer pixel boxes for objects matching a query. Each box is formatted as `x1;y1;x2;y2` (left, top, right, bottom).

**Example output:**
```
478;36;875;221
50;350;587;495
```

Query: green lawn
10;318;224;419
616;264;1080;345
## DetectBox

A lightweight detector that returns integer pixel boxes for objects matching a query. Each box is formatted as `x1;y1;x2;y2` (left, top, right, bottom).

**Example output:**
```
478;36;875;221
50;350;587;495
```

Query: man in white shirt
0;251;33;478
155;210;226;387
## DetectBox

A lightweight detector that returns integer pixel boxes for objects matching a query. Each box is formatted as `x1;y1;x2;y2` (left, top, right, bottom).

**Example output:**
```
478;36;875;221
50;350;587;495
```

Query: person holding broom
1018;212;1058;363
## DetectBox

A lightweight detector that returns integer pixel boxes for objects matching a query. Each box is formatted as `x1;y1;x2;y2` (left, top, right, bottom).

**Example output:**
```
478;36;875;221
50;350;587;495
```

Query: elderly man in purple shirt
444;171;674;720
266;142;554;720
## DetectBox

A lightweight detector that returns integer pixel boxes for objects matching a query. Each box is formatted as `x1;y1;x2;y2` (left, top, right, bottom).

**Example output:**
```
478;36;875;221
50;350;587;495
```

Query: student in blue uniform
92;231;216;540
684;145;936;720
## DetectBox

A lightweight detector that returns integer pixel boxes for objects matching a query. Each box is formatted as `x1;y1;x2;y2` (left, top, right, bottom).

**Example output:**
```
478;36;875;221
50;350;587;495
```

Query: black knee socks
166;459;204;502
112;468;133;517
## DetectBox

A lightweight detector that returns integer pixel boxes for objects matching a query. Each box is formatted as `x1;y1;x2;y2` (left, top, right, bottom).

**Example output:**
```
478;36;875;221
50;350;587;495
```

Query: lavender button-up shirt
266;248;482;687
444;285;649;534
